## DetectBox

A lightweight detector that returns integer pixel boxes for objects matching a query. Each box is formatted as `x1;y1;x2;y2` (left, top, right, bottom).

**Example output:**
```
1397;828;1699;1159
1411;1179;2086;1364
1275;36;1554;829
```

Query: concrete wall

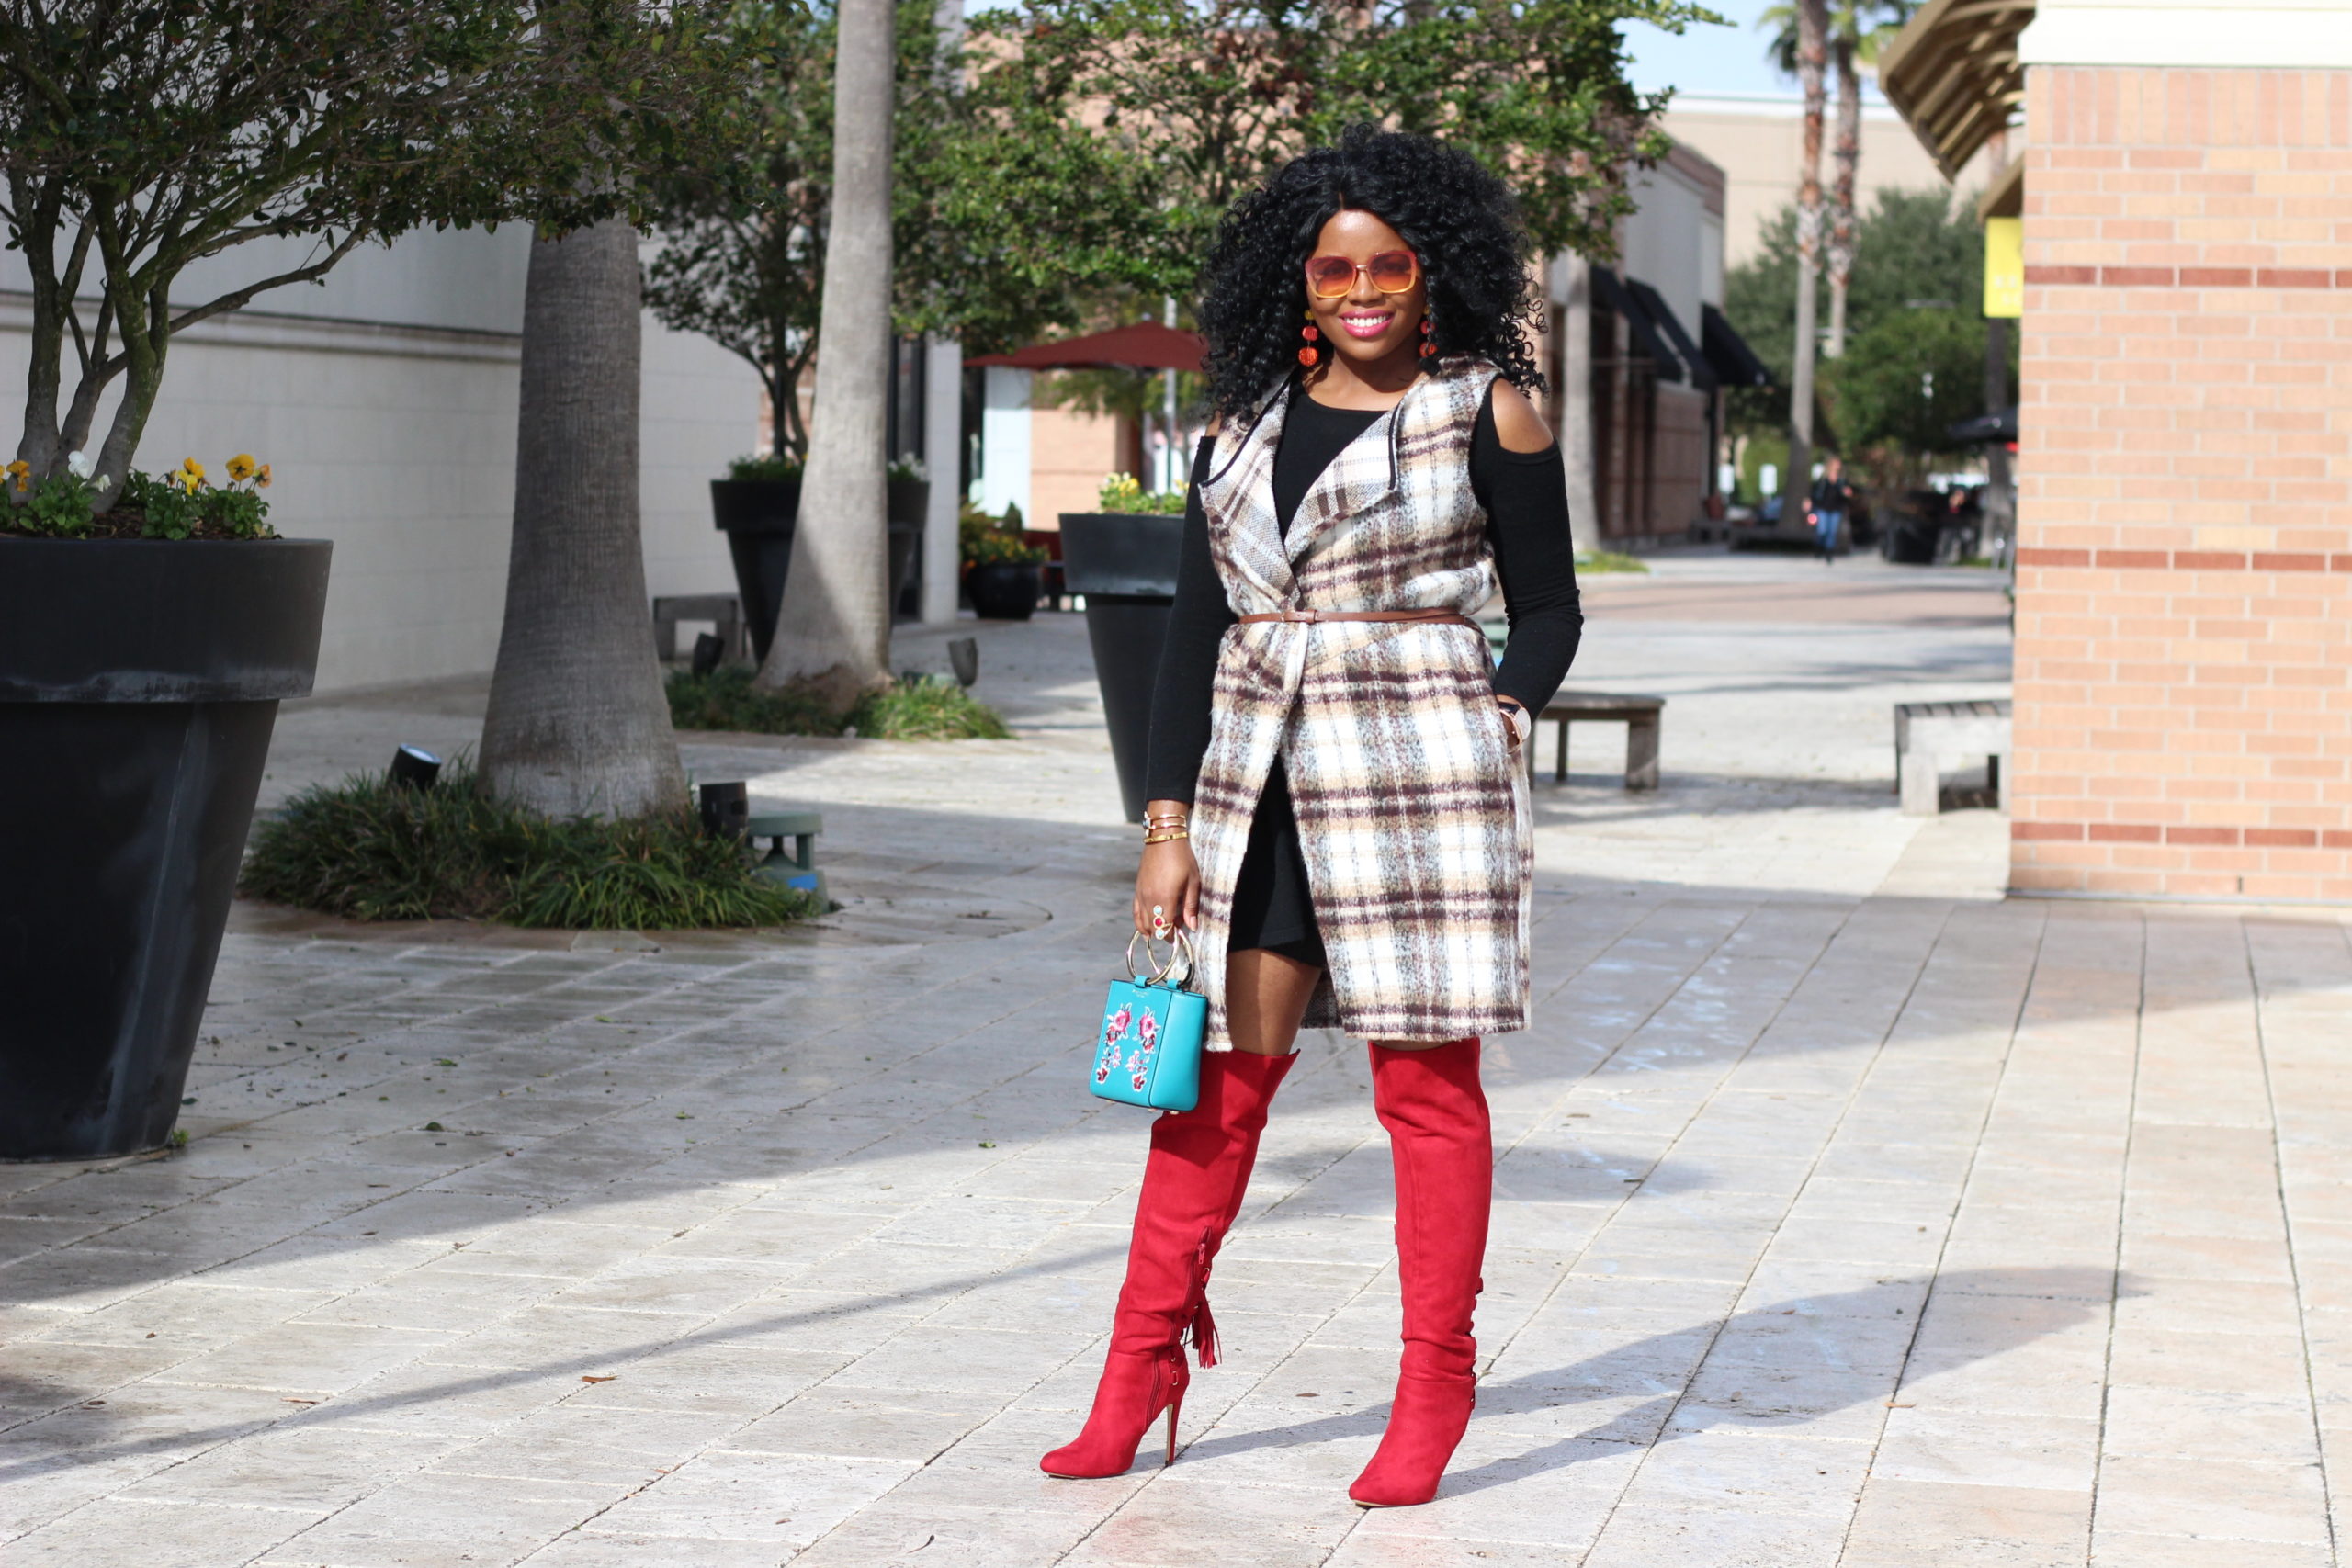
2008;64;2352;899
0;226;757;694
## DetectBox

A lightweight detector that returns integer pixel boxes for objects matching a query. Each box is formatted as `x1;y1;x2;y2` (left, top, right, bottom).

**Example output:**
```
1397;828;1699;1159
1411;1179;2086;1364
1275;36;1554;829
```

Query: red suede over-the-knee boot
1350;1036;1491;1507
1041;1048;1295;1478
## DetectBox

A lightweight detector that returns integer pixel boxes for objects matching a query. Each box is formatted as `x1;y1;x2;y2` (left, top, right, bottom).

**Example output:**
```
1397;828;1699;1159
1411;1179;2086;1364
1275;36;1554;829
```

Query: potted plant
710;453;805;661
1061;473;1189;820
960;502;1047;620
0;0;719;1161
3;449;330;1161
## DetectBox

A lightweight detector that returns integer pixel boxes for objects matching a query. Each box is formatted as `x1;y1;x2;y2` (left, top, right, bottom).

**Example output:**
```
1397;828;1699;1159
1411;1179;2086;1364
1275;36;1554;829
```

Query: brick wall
2013;67;2352;900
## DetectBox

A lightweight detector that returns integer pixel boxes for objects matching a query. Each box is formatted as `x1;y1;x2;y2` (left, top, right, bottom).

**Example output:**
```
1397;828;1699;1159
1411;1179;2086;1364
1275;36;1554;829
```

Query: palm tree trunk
481;218;684;818
1555;254;1600;552
1826;34;1861;359
1784;0;1829;505
757;0;896;709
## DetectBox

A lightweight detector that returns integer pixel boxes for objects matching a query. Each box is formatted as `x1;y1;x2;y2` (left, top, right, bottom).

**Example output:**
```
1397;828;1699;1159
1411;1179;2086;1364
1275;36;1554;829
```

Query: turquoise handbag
1091;931;1206;1112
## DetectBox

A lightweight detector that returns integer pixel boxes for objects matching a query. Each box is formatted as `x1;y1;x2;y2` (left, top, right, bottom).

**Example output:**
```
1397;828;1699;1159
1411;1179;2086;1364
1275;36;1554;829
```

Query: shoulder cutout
1489;382;1555;455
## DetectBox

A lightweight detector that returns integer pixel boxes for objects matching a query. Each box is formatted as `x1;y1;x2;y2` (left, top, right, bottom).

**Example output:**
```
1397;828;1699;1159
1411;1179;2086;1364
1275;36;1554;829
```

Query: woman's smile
1336;309;1396;339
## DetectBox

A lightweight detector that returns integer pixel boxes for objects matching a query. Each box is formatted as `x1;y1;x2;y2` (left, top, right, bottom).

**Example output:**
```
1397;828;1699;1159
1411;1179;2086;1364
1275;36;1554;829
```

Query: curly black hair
1197;125;1544;423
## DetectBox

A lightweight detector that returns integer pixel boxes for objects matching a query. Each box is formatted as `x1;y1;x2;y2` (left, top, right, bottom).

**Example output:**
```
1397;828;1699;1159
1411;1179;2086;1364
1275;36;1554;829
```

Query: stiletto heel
1038;1052;1295;1481
1350;1038;1491;1508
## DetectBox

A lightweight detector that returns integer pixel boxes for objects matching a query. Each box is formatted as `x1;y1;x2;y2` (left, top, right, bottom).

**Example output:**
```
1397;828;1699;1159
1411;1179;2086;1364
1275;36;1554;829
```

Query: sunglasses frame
1303;249;1421;299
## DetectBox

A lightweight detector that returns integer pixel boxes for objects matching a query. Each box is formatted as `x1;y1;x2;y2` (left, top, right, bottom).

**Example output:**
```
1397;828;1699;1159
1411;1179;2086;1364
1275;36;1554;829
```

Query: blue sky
1623;1;1888;103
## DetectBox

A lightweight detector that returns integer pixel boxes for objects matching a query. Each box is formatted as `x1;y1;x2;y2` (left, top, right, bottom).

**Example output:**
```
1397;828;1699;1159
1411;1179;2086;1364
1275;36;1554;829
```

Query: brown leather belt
1234;608;1480;630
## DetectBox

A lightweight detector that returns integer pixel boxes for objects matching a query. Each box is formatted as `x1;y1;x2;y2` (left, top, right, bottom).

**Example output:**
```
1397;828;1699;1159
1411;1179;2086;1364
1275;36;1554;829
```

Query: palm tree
481;219;686;818
758;0;897;709
1765;3;1917;358
1779;0;1829;508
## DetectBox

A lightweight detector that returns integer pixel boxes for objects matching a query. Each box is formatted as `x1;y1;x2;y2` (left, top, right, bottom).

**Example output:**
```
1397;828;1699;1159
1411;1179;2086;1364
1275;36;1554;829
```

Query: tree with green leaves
643;0;1173;464
1762;1;1916;356
962;0;1713;293
0;1;707;502
1724;188;2014;492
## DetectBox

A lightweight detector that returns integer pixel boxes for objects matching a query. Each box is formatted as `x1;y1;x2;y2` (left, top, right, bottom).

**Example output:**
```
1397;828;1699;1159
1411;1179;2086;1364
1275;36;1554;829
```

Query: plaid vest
1187;358;1530;1047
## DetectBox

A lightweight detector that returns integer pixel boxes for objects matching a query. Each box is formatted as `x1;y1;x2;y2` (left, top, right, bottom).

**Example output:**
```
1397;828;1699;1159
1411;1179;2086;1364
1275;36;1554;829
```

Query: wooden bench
652;594;745;664
1534;692;1666;790
1894;699;2011;815
745;809;826;903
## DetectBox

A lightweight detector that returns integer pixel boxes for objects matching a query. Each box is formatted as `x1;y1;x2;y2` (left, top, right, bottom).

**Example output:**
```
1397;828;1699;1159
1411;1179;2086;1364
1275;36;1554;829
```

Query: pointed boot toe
1347;1374;1474;1506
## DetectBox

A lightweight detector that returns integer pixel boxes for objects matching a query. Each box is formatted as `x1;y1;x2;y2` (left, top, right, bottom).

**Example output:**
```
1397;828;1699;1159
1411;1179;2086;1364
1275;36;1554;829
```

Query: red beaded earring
1419;316;1436;360
1299;309;1322;367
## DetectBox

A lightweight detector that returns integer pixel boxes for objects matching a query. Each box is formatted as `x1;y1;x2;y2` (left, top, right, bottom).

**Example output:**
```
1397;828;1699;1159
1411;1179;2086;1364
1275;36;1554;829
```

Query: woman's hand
1135;799;1201;937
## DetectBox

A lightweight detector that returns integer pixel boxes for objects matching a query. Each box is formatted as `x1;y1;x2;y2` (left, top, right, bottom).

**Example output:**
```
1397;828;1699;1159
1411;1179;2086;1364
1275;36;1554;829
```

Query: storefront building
1885;0;2352;900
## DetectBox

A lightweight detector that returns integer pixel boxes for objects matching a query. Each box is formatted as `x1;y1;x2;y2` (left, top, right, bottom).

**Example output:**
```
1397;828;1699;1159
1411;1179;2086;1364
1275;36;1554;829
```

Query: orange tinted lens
1305;256;1356;298
1368;251;1418;292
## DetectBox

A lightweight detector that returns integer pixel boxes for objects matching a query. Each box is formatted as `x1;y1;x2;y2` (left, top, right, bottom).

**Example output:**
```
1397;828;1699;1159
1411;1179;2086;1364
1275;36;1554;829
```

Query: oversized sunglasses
1304;250;1419;299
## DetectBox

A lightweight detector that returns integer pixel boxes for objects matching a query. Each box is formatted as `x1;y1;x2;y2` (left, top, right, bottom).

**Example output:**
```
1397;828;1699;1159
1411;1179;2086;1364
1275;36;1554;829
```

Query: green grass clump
1575;549;1650;574
240;761;819;929
849;680;1013;740
665;667;1011;740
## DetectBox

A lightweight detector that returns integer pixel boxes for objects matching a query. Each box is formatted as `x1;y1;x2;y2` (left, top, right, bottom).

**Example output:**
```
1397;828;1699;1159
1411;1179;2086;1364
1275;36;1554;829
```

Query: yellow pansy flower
255;464;272;489
226;454;256;482
6;459;28;491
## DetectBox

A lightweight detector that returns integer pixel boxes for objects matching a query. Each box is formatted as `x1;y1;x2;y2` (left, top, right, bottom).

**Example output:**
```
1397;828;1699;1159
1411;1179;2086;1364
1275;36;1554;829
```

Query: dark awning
1702;304;1775;389
1590;266;1686;384
1623;278;1715;393
967;321;1204;373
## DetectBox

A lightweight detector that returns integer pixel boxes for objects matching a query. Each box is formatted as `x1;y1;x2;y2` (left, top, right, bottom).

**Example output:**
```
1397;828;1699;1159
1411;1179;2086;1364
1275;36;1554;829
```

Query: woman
1041;126;1583;1506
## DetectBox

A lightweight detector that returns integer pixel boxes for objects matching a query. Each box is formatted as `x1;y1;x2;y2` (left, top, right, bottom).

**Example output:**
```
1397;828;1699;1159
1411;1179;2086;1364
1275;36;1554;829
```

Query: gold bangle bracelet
1143;829;1191;845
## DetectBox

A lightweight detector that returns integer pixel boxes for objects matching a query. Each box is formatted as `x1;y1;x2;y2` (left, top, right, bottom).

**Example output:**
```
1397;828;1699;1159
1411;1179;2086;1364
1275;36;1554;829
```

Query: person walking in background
1038;125;1583;1506
1810;455;1853;563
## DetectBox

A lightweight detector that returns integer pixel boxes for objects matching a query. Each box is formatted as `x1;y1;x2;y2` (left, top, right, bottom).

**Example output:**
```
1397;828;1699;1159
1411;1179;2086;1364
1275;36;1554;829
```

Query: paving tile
5;1496;321;1566
2089;1453;2331;1545
1838;1478;2090;1567
589;1449;915;1547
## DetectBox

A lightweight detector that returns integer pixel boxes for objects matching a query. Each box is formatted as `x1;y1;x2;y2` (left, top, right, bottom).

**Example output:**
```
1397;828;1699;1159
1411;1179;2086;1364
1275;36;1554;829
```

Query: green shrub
1576;550;1649;574
240;762;818;929
666;667;1012;740
849;680;1012;740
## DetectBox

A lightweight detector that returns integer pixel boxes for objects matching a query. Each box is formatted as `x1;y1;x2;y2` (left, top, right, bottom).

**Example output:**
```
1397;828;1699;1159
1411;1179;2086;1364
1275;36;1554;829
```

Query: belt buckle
1282;607;1317;624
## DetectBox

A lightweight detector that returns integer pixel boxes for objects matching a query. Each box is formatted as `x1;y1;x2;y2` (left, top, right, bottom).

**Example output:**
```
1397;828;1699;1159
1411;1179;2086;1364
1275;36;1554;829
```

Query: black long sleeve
1141;389;1584;806
1471;397;1584;716
1142;437;1234;804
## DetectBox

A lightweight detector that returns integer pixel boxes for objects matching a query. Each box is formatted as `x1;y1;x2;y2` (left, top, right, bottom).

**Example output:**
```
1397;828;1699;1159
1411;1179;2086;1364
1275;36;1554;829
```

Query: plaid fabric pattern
1188;359;1531;1049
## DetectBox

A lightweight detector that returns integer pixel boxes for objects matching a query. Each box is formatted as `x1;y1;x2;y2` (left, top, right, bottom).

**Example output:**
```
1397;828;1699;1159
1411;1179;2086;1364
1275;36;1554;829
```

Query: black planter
710;479;801;662
1061;513;1183;822
966;562;1042;621
0;537;332;1160
888;523;922;621
887;479;931;621
887;477;930;527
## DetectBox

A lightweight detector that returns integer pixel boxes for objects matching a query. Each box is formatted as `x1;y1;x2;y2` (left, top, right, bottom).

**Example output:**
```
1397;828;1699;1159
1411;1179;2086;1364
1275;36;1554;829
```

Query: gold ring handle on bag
1125;929;1193;986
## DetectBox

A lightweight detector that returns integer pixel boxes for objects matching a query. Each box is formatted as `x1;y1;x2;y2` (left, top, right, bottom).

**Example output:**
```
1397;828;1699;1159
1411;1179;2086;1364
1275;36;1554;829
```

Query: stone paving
6;553;2349;1566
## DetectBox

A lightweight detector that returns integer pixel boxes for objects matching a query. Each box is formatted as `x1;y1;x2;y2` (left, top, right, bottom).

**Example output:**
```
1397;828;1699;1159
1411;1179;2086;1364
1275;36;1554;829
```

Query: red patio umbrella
967;321;1204;374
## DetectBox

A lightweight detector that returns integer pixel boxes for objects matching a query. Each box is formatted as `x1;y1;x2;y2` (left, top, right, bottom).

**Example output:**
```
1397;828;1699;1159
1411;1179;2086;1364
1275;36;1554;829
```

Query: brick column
2012;67;2352;900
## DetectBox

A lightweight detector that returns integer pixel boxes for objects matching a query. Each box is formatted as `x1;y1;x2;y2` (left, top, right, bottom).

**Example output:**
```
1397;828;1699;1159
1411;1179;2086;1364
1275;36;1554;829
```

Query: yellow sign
1984;217;2023;319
